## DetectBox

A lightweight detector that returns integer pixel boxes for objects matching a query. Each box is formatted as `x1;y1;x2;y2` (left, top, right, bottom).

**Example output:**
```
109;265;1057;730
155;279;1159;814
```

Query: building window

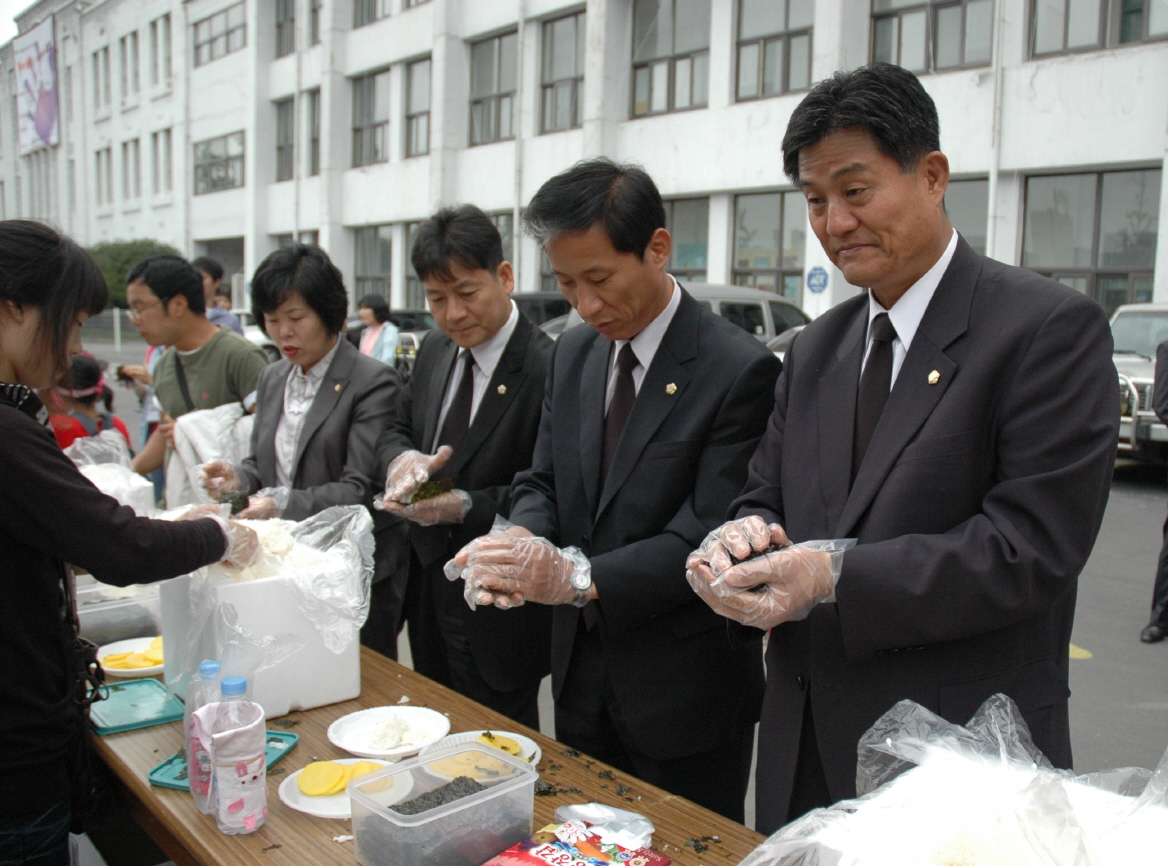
274;233;294;248
276;98;295;181
945;177;988;255
352;70;389;167
355;224;391;297
872;0;993;73
310;0;322;44
307;89;321;175
193;2;247;68
93;47;111;109
540;250;557;292
64;65;73;124
354;0;391;28
300;229;319;245
94;147;113;206
151;15;172;84
1023;168;1160;316
632;0;711;117
470;32;517;145
406;57;431;157
490;211;514;261
194;132;246;194
151;128;172;194
541;12;585;133
404;0;431;7
737;0;812;100
665;198;709;282
122;139;141;199
1032;0;1167;55
733;190;808;304
405;221;424;306
119;32;140;99
276;0;295;56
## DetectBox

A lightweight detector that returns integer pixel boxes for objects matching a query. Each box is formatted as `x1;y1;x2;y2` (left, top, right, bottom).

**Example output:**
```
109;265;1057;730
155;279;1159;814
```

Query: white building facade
0;0;1164;320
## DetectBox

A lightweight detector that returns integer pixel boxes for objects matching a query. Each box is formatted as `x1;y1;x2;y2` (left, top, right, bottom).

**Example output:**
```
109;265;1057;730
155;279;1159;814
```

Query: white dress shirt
274;338;341;488
434;299;520;439
861;229;959;388
604;275;683;410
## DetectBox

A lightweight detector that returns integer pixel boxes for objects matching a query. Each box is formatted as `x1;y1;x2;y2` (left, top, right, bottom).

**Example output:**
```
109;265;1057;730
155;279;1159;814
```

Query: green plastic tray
147;731;299;790
89;678;185;735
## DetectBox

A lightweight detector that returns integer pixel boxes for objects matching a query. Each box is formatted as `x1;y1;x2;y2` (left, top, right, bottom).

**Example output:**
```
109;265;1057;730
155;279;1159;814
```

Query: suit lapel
258;361;292;484
817;306;866;530
835;238;981;538
291;339;355;478
579;334;610;521
596;290;699;520
421;337;459;453
446;316;534;478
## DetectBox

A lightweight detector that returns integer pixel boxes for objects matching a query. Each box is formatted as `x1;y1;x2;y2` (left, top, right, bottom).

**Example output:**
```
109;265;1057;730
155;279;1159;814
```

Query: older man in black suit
686;63;1119;834
375;205;553;728
451;159;782;822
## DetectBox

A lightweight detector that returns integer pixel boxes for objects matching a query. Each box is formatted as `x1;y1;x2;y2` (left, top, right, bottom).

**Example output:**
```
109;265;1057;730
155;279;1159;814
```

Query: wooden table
93;647;764;866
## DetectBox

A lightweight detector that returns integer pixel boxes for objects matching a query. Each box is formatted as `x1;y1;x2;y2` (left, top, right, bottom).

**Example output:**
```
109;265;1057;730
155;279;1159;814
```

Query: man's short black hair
781;63;941;184
412;205;504;283
126;255;206;315
192;256;224;282
523;158;665;260
251;243;348;335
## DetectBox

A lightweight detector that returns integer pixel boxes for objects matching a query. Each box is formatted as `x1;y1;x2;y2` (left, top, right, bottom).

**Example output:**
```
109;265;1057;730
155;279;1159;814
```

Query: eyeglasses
125;299;162;321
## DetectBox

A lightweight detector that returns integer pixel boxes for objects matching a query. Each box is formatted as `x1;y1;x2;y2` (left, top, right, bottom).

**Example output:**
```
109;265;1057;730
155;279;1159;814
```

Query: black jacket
0;387;224;817
375;313;554;691
732;237;1119;831
508;287;782;760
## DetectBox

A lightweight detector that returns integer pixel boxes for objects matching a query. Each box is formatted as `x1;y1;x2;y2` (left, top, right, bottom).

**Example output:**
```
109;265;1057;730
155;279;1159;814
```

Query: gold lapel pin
665;383;677;395
497;384;507;395
928;370;940;385
334;383;343;392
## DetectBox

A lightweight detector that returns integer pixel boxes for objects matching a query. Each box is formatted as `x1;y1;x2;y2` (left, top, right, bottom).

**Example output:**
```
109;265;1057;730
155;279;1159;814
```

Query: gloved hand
448;528;591;610
174;508;260;571
237;487;289;520
690;515;790;576
378;446;453;506
686;539;853;630
445;525;531;610
380;489;472;526
199;460;241;497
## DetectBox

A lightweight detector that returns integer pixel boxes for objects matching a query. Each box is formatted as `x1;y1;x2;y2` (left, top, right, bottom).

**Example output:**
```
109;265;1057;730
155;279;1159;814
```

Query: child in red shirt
50;355;133;450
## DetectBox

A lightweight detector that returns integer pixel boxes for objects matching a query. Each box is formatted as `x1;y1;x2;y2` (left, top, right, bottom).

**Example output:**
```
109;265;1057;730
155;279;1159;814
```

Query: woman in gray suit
199;243;408;656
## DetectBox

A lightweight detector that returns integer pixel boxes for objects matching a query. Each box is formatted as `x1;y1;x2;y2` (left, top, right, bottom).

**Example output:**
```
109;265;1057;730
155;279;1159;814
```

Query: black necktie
601;343;638;485
432;350;475;480
853;313;897;482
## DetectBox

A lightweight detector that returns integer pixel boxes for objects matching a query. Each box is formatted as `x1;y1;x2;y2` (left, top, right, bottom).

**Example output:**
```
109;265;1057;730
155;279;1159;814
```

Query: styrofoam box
160;573;360;717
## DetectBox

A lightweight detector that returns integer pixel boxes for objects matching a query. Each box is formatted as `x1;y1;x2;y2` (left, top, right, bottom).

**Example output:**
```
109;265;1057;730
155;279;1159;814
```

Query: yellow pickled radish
478;731;522;756
102;652;132;663
149;636;163;651
349;761;382;782
322;764;356;795
144;648;164;664
297;761;346;796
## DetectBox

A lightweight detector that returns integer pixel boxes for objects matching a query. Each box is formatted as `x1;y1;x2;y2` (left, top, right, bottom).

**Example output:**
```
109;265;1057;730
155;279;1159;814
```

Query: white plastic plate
277;758;400;820
98;636;164;678
327;706;450;760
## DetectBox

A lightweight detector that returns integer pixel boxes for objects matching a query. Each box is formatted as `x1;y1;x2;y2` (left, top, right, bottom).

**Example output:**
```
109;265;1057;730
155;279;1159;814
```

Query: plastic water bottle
219;675;249;702
185;660;220;813
208;677;267;835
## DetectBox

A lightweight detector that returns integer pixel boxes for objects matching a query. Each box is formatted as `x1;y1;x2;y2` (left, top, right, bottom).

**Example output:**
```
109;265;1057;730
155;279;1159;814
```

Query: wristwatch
566;551;592;608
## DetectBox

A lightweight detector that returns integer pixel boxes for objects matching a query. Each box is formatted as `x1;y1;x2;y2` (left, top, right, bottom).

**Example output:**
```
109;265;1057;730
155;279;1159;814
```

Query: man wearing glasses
126;255;268;476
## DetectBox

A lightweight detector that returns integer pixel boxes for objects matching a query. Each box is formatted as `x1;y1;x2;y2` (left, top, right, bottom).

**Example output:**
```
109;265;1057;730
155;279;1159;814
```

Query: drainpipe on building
513;0;527;291
985;0;1006;262
293;26;303;242
182;2;192;260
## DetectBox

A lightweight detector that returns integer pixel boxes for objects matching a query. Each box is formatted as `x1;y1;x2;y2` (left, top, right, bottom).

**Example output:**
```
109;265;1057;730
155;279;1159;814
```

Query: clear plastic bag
77;463;157;516
65;428;132;468
741;693;1168;866
553;803;655;850
166;404;255;508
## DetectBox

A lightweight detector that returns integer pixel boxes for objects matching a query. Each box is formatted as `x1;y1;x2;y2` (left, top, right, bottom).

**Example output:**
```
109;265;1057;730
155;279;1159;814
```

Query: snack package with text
481;821;671;866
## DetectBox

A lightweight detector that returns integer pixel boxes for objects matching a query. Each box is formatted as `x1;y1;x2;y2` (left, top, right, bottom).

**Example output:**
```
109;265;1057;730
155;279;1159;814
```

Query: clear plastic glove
445;524;532;610
199;459;240;497
237;487;289;520
692;515;791;576
380;489;471;526
448;524;591;611
686;538;854;630
377;446;453;506
177;510;260;571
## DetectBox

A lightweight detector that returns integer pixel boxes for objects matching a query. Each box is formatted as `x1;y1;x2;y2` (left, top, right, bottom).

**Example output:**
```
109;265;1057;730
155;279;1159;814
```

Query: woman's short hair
0;220;107;375
251;243;348;335
358;293;391;324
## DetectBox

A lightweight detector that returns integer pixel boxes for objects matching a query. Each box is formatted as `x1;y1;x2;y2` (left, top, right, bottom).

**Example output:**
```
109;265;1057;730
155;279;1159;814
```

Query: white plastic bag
741;693;1168;866
65;428;132;468
78;463;156;516
166;404;254;508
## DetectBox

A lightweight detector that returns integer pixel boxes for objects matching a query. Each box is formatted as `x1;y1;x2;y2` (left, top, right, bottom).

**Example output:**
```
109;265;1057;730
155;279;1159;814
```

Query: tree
86;239;183;307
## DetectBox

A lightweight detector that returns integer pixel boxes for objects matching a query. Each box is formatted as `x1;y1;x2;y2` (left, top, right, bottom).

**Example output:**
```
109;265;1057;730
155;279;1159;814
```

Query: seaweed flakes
597;770;615;780
391;776;485;815
561;748;581;757
268;767;286;777
616;784;630;796
271;719;299;729
220;490;250;516
261;844;283;853
548;763;563;772
534;779;559;796
410;477;457;504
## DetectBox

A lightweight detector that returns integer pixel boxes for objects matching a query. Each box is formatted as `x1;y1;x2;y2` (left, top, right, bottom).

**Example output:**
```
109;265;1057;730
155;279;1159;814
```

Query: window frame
275;97;295;182
353;0;391;29
540;10;586;134
405;221;424;307
871;0;995;74
93;46;111;110
310;0;322;45
735;0;813;102
630;0;712;118
94;147;113;207
352;69;390;167
469;31;519;146
151;128;173;194
276;0;295;57
405;56;431;157
193;131;246;195
306;88;321;175
731;189;808;307
193;1;247;69
1022;166;1161;316
1029;0;1168;58
354;223;392;298
664;197;710;282
121;138;141;200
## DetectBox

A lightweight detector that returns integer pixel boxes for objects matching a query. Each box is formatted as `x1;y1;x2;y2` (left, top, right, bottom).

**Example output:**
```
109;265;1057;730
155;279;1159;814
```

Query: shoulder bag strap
173;352;196;413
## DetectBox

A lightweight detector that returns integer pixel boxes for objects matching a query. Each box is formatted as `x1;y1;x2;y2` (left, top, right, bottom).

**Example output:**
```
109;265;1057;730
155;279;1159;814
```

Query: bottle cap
220;675;247;697
199;659;221;677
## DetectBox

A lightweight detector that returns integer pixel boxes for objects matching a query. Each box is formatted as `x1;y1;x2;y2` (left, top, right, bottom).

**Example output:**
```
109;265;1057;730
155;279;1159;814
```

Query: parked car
514;292;572;326
540;284;811;342
234;310;281;362
1111;302;1168;464
767;325;805;362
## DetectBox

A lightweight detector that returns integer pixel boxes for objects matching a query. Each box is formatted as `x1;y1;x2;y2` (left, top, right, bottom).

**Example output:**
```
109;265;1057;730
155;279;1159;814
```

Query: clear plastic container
349;743;536;866
186;659;221;814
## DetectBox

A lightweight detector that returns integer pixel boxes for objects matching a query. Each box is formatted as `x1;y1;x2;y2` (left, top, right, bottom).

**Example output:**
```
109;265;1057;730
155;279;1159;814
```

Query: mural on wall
15;16;58;156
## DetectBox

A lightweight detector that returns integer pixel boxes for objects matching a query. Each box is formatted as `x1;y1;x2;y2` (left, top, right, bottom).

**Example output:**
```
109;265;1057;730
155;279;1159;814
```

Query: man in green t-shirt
126;255;268;475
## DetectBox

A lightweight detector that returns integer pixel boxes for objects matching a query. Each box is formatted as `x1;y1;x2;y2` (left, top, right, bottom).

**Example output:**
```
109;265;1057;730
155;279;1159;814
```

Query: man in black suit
686;64;1119;833
451;160;782;821
375;205;553;728
1140;339;1168;643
